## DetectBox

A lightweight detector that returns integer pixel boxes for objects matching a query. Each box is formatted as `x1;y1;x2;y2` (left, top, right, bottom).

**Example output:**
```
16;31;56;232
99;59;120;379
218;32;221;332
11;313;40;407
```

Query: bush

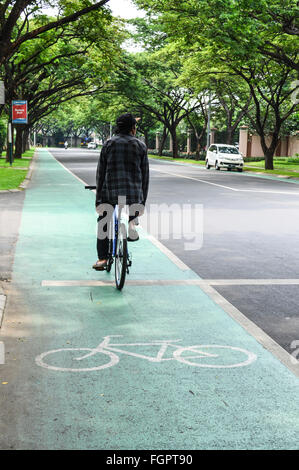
148;149;206;160
243;157;265;162
149;149;177;157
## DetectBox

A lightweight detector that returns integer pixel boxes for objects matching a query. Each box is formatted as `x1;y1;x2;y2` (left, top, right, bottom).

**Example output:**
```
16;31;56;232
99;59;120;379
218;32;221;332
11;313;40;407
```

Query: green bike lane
0;149;298;450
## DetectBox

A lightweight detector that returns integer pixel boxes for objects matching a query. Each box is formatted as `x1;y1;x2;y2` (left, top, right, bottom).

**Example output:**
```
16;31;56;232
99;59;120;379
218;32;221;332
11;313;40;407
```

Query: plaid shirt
96;133;149;206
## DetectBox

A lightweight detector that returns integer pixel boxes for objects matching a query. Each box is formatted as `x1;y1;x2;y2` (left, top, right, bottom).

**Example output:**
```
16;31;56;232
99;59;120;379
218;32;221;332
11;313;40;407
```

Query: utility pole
206;92;211;149
8;105;13;166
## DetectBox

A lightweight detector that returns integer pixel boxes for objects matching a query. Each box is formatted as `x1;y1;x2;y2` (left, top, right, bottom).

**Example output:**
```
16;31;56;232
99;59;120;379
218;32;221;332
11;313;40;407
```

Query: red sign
12;100;28;124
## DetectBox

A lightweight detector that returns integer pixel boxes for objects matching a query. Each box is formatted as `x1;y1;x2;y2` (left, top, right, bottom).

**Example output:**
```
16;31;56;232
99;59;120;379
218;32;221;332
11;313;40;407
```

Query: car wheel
215;161;220;170
238;168;243;172
206;160;210;169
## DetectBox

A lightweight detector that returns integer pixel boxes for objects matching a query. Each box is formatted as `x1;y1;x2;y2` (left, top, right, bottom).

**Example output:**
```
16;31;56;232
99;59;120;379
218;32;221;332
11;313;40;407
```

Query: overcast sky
107;0;145;19
43;0;146;51
43;0;145;20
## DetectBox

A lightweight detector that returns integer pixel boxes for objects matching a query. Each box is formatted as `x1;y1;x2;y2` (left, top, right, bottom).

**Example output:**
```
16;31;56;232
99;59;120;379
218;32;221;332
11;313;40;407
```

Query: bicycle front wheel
106;218;114;273
115;222;127;290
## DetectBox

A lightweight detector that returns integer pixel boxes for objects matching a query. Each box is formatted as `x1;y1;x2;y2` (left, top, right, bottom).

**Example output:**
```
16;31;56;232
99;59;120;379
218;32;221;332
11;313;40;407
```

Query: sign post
12;100;28;124
11;100;28;165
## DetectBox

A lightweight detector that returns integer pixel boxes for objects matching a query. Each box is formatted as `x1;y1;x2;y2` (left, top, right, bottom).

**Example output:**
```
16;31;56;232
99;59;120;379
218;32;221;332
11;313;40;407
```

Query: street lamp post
206;92;211;149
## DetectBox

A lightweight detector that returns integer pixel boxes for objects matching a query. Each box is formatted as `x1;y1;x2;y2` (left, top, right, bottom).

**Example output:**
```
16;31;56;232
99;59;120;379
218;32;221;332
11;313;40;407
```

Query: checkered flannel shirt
96;133;149;207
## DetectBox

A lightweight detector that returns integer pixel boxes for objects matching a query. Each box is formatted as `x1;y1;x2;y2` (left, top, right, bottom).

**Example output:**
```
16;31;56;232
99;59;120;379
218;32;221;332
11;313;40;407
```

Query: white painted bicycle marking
35;335;257;372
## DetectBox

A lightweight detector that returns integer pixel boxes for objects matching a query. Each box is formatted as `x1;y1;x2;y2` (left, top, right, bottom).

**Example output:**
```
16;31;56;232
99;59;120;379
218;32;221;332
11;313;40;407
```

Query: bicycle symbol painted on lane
35;335;257;372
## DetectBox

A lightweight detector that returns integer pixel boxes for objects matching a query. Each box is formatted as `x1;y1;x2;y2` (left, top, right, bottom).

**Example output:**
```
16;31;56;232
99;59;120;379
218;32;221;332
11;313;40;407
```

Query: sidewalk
0;149;298;450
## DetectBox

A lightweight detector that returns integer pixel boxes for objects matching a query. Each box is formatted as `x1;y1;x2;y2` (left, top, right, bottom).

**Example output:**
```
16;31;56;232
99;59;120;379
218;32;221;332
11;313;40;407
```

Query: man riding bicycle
93;113;149;271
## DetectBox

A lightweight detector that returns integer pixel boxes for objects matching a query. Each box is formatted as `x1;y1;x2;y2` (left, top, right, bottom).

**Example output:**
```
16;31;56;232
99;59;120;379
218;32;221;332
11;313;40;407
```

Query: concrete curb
0;284;6;329
0;151;38;325
148;157;299;185
0;149;38;193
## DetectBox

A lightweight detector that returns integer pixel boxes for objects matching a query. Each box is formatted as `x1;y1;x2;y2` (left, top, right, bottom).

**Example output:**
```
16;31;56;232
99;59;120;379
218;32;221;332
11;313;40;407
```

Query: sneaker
92;259;107;270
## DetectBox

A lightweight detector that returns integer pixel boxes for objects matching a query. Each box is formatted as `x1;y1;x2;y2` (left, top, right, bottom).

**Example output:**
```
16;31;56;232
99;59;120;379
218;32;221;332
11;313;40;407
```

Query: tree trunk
158;127;168;156
260;132;280;170
143;130;149;148
169;127;178;158
226;128;234;145
14;127;23;158
22;127;30;152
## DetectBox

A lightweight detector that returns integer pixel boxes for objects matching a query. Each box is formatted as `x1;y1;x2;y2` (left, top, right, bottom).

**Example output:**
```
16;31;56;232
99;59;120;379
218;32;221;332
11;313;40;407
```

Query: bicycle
85;186;132;290
35;335;257;372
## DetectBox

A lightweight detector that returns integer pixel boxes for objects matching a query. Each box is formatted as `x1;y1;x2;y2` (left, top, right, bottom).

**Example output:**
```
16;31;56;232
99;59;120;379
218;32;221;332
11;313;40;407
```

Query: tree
134;0;299;71
133;0;299;167
0;0;111;66
115;52;204;157
0;8;123;158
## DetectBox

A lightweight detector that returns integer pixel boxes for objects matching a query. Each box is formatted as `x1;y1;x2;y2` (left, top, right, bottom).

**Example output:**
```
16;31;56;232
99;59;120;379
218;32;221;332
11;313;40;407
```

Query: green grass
0;169;28;190
149;153;299;179
0;157;31;168
0;149;34;167
245;158;299;171
0;148;35;189
243;166;299;178
148;154;205;165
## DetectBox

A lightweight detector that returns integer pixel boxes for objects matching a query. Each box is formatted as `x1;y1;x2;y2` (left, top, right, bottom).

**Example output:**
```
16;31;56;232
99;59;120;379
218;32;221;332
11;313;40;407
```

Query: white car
87;142;97;149
206;144;244;172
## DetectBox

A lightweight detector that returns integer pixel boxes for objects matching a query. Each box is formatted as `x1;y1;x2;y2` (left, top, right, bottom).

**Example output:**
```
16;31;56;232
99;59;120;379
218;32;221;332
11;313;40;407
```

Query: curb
0;152;38;326
0;284;6;329
0;149;38;193
149;157;299;185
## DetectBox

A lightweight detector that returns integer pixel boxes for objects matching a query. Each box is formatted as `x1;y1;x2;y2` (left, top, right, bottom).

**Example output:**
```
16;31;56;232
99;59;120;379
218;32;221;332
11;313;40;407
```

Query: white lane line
42;279;299;287
46;149;91;187
199;283;299;378
44;149;298;376
145;235;190;271
41;277;299;377
150;167;239;191
150;167;299;195
201;279;299;286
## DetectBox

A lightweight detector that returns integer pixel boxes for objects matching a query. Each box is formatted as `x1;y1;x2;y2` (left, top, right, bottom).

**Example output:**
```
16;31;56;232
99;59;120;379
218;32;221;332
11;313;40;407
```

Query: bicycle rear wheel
115;223;127;290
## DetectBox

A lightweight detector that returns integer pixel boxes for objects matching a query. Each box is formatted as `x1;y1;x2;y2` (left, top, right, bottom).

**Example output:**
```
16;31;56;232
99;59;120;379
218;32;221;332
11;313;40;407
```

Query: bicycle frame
35;334;257;372
76;335;184;363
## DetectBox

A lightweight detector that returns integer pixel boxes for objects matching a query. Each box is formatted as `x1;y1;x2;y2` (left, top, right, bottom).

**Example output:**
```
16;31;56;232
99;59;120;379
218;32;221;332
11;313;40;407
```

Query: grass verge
0;169;28;190
243;166;299;178
0;149;35;190
148;154;205;165
149;154;299;179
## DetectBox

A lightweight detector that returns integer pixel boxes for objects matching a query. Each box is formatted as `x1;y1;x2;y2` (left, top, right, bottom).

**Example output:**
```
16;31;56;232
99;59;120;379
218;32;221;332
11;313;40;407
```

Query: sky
43;0;146;20
108;0;146;19
108;0;146;52
43;0;146;51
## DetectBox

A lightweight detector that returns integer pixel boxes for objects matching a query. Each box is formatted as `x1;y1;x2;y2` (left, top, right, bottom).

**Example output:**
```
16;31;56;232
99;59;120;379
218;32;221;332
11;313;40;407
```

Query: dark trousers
97;207;139;260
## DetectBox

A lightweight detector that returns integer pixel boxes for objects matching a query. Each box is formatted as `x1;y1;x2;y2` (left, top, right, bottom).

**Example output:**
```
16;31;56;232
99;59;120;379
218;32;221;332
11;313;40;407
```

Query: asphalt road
51;147;299;355
1;147;299;450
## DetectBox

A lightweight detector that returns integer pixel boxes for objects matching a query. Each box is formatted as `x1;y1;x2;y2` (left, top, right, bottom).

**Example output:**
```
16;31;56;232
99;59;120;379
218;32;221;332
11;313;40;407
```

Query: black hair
115;113;136;135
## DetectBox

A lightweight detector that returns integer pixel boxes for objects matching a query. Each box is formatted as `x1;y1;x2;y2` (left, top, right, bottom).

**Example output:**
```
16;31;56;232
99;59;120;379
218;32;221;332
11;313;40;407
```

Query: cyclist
93;113;149;271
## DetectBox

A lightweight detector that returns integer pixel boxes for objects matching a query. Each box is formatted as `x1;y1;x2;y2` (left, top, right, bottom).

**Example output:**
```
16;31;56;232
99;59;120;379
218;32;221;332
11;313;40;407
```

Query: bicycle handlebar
85;185;96;190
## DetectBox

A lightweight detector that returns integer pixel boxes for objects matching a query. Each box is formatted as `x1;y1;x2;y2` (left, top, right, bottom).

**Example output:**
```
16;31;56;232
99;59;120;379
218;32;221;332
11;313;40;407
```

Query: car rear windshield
218;146;239;154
